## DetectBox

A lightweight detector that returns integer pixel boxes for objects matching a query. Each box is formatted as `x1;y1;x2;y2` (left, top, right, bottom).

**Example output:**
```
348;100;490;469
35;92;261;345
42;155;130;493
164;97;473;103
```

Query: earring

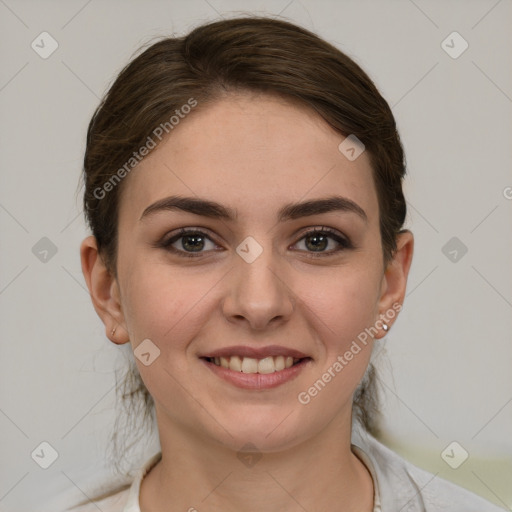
111;326;117;336
382;323;389;332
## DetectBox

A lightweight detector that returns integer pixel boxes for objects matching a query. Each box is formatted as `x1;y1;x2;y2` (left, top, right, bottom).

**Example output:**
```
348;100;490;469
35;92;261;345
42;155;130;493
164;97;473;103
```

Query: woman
73;16;504;512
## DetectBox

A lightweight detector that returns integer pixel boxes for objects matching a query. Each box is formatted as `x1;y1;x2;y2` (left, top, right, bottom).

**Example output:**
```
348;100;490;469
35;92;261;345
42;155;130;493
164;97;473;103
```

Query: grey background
0;0;511;510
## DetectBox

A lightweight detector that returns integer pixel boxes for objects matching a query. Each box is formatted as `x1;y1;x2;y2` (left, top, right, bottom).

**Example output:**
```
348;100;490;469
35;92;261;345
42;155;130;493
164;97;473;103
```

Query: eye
156;226;352;259
158;228;221;258
292;227;352;256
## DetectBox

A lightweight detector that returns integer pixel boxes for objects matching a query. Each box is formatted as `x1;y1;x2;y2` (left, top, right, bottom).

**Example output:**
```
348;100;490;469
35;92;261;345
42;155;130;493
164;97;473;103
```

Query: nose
221;243;295;331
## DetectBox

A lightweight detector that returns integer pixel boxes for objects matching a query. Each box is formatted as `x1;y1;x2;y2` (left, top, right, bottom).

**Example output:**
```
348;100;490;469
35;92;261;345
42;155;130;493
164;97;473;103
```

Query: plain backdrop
0;0;511;510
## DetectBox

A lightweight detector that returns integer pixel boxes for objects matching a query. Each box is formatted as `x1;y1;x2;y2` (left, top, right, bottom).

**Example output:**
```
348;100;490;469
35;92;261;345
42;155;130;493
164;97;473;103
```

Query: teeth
229;355;242;372
210;355;301;373
241;357;258;373
275;355;285;371
258;357;275;374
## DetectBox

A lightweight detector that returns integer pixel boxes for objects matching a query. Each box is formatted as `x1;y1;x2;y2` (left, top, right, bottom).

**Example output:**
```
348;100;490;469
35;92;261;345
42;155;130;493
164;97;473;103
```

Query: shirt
69;430;506;511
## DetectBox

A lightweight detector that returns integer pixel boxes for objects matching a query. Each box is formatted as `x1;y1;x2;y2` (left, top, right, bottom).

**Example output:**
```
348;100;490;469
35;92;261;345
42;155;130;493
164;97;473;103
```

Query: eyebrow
140;195;367;223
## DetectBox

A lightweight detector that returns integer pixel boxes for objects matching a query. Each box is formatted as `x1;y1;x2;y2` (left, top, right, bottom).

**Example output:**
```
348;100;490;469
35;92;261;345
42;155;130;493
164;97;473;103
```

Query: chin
207;405;309;453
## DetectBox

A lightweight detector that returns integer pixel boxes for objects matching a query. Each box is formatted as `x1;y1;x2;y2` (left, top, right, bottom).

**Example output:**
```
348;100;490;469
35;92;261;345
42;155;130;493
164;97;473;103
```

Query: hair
78;14;406;504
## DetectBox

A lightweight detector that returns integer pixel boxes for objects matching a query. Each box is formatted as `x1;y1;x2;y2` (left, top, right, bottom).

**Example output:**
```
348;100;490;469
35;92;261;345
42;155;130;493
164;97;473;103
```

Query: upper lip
200;345;310;360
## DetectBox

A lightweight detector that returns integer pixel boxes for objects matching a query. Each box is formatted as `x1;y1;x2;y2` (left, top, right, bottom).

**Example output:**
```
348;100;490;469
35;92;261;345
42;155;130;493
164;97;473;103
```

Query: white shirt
69;430;506;511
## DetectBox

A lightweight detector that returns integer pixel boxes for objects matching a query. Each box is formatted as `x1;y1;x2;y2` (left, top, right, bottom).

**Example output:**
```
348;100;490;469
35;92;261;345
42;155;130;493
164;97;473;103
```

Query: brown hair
80;15;405;500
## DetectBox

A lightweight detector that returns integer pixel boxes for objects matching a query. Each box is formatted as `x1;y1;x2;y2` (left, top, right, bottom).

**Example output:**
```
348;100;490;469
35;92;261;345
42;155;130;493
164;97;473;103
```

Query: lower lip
201;358;311;390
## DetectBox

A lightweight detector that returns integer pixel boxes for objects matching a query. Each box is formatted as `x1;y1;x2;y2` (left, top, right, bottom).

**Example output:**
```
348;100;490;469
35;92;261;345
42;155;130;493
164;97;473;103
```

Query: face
86;92;411;453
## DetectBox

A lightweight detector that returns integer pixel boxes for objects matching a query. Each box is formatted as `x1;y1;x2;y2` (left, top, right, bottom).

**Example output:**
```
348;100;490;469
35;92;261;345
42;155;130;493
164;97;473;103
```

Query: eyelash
157;227;353;259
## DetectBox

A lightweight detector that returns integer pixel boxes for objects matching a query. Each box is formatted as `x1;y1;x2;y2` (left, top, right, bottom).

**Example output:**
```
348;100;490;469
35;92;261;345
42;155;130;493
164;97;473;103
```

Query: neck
140;410;374;512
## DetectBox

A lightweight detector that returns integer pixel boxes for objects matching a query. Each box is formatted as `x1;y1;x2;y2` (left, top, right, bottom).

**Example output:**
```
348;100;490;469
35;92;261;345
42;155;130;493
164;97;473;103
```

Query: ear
80;236;129;345
375;230;414;338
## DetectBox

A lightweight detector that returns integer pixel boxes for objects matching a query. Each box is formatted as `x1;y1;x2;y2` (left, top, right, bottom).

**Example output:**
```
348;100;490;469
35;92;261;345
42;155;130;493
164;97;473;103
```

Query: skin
81;91;413;512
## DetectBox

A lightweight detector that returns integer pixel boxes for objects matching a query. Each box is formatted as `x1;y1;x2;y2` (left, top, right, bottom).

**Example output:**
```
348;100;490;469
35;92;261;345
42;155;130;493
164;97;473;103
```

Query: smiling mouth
202;355;310;374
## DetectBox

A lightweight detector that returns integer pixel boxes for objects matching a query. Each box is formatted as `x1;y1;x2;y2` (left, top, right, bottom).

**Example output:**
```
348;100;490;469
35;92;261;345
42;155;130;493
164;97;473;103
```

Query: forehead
118;93;378;226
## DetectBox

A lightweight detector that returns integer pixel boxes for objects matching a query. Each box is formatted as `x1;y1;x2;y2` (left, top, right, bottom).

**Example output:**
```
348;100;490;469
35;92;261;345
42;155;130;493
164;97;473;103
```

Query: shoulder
66;487;130;512
66;452;162;512
352;430;506;512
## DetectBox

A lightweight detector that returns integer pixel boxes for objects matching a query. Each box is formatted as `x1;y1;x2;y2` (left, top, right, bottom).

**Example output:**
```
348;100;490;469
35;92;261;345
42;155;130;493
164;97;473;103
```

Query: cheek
118;262;216;403
298;262;382;345
118;257;220;349
294;268;380;415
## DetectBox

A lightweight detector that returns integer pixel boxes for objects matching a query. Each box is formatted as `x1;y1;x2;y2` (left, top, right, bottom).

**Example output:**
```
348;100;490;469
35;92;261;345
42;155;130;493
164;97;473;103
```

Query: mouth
202;355;309;374
199;346;312;390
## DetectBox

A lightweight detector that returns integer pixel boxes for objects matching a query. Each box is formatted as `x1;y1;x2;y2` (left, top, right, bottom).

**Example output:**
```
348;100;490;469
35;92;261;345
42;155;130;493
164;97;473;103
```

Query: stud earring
111;326;117;336
382;323;389;332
